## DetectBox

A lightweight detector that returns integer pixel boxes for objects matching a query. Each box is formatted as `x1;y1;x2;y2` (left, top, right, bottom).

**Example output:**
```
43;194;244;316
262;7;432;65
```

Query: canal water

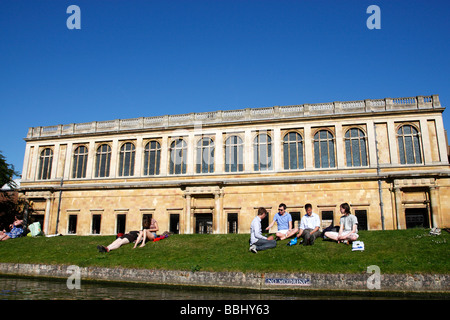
0;276;443;300
0;276;319;300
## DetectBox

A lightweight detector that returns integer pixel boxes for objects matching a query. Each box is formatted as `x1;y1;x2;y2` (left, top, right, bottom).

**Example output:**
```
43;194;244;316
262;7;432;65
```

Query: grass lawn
0;229;448;274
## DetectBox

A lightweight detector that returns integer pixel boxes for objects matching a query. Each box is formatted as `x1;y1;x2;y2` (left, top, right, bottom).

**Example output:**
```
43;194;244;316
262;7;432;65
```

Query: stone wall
0;263;448;293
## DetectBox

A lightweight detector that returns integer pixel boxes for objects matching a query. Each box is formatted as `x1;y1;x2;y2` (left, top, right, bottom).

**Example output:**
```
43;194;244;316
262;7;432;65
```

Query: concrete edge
0;263;449;294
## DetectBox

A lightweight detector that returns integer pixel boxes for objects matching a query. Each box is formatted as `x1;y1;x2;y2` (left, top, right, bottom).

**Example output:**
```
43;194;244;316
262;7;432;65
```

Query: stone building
19;95;449;235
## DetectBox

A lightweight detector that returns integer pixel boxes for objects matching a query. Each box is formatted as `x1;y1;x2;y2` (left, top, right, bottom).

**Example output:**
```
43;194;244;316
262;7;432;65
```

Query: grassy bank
0;229;448;274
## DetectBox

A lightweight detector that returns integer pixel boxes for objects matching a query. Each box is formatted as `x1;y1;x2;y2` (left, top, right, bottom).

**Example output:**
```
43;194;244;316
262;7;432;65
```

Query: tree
0;151;24;231
0;150;19;189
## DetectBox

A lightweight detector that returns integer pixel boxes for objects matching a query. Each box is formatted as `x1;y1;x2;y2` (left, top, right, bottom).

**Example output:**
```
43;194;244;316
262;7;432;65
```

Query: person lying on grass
324;203;359;244
0;214;24;241
97;231;140;253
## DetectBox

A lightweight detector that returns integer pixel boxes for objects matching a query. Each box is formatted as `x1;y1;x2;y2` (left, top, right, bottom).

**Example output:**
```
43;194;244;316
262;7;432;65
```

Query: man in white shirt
294;203;321;246
249;207;277;253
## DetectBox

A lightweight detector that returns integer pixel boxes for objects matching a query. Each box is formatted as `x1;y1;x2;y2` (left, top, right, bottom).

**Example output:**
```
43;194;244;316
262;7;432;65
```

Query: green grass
0;229;448;274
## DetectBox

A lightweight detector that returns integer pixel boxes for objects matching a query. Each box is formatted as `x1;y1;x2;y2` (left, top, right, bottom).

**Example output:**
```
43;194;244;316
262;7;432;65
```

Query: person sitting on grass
134;217;159;249
290;203;321;246
249;207;277;253
97;231;140;253
324;203;359;244
265;203;297;240
0;214;24;241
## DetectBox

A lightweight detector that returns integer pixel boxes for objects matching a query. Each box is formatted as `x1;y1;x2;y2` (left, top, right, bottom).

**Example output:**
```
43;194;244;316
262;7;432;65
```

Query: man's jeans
253;239;277;251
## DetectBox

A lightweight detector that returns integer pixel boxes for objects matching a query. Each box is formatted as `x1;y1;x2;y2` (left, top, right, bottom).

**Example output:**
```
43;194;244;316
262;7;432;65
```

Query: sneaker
249;245;257;253
97;245;107;253
287;237;298;246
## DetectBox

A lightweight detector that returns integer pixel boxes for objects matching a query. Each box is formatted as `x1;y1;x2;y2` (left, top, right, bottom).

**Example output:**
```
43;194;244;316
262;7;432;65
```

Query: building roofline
25;95;443;141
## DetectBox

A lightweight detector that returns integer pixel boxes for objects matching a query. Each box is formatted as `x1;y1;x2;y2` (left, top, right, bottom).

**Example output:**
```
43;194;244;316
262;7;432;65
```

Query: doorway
405;208;429;229
195;213;213;234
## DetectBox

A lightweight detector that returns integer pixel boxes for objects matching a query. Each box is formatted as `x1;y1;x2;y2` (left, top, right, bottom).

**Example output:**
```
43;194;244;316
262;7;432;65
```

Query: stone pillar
387;120;399;165
50;143;60;180
185;194;191;234
244;128;252;172
304;124;313;170
160;135;168;176
366;120;378;168
43;196;52;235
273;127;281;172
419;119;432;165
86;141;96;179
214;193;220;233
215;131;224;174
434;116;449;164
393;186;403;229
63;142;73;180
335;124;344;168
429;186;440;228
109;139;119;178
134;137;143;177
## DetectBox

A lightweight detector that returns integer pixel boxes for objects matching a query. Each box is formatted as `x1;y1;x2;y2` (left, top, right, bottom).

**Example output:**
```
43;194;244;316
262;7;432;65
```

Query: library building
19;94;450;235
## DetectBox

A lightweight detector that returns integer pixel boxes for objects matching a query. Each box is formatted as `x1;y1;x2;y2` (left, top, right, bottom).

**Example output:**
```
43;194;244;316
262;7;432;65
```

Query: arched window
144;141;161;175
314;130;335;168
225;136;244;172
72;145;88;178
283;132;304;170
169;139;187;174
38;148;53;180
95;144;111;178
196;137;214;173
397;125;422;164
253;133;272;171
344;128;368;167
119;142;135;177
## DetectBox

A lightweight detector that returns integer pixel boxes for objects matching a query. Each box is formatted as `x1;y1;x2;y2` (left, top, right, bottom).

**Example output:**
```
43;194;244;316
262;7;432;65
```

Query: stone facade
19;95;450;235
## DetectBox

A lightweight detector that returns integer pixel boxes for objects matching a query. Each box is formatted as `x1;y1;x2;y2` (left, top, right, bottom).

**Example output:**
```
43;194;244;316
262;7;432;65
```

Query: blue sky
1;0;449;174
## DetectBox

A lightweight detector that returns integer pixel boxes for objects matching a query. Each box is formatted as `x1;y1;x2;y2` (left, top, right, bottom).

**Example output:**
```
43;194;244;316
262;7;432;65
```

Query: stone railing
26;95;441;139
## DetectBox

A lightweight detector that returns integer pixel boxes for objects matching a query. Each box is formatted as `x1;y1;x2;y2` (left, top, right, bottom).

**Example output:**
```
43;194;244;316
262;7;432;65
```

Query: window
397;125;422;164
95;144;111;178
38;148;53;180
68;215;78;234
227;213;238;234
170;214;180;234
345;128;368;167
354;210;368;230
321;210;334;229
144;141;161;175
283;132;304;170
119;142;136;176
225;136;244;172
290;212;301;230
314;130;335;168
195;213;213;234
91;214;101;234
253;133;272;171
196;137;214;173
116;214;126;234
72;146;88;178
169;139;187;174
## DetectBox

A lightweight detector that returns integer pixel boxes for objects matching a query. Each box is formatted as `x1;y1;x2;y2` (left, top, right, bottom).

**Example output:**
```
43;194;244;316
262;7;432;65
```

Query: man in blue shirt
266;203;297;240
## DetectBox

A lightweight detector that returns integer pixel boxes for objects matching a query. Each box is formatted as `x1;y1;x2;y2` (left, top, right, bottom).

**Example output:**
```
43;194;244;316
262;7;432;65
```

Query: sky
1;0;449;175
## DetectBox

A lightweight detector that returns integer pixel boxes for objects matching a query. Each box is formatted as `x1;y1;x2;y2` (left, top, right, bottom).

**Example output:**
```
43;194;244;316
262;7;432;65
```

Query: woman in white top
324;203;359;244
